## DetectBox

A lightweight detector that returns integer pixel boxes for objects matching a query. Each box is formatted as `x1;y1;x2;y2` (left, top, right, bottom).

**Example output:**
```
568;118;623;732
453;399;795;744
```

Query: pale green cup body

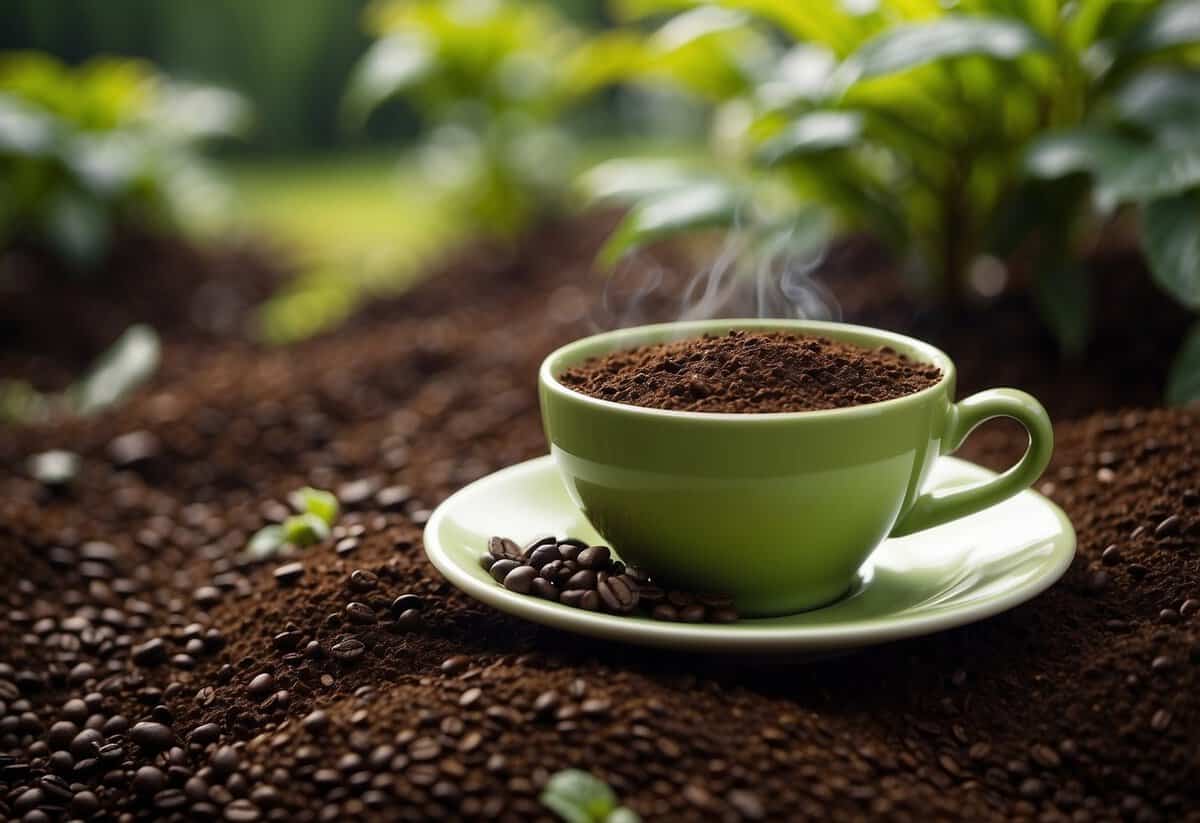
538;319;1053;617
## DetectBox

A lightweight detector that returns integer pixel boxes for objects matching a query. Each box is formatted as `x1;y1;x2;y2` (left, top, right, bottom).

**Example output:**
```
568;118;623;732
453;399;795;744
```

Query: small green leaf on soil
541;769;622;823
282;514;331;547
244;525;286;561
72;325;161;415
288;487;340;526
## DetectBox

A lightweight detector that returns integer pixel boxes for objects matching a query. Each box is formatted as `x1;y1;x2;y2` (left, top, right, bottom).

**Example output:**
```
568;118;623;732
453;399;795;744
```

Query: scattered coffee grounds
481;535;738;623
558;330;943;413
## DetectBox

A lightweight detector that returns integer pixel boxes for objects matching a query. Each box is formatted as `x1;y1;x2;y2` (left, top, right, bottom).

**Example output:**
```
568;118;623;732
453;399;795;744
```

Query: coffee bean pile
480;535;738;623
1;214;1198;821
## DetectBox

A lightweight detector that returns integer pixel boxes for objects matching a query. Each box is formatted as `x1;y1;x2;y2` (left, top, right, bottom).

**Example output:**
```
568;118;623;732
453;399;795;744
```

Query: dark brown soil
0;228;285;391
559;330;941;413
0;215;1197;821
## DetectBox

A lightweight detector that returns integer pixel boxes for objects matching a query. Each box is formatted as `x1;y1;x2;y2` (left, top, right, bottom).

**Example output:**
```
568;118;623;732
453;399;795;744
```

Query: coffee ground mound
558;330;943;413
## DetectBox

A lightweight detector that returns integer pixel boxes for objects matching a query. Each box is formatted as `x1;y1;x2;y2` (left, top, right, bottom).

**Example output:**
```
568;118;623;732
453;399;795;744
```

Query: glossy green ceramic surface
538;319;1053;615
422;455;1075;654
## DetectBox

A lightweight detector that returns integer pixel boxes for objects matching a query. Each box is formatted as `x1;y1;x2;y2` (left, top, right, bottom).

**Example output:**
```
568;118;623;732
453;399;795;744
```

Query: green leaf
343;33;434;126
72;324;160;414
1103;145;1200;204
282;513;331;547
1166;320;1200;406
244;525;287;561
576;158;715;205
1034;262;1092;357
755;44;838;110
1023;129;1140;181
597;181;742;267
1141;192;1200;310
43;191;111;269
0;93;57;154
1113;69;1200;147
840;17;1048;84
1121;0;1200;56
541;770;619;823
756;111;863;165
288;486;340;526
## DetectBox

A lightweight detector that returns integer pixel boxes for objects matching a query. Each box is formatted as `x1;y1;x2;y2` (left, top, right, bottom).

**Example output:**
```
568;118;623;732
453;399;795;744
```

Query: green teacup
538;319;1053;617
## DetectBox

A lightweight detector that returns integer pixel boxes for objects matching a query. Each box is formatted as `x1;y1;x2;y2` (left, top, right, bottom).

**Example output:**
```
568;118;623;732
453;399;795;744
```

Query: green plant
345;0;636;237
244;487;341;560
586;0;1200;404
541;770;641;823
0;324;161;425
0;51;248;268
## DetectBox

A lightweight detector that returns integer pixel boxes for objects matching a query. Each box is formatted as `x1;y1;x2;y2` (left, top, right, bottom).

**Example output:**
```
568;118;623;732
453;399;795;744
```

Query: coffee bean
522;534;557;554
131;638;168;666
1101;544;1122;564
189;723;221;745
503;566;538;594
1151;709;1172;731
679;603;706;622
565;569;597;590
709;607;738;624
597;573;638;613
302;710;329;734
349;569;378;591
335;537;359;556
273;563;304;586
391;593;424;612
1181;598;1200;618
211;745;240;776
225;799;262;821
478;553;495;571
133;764;166;795
440;656;470;675
527;545;561;569
247;673;274;696
488;536;521;561
376;485;413;510
331;638;365;662
394;609;422;631
577;546;611;569
1155;515;1183;538
489;559;520;583
130;721;174;752
1159;609;1181;625
530;578;559;601
651;604;678;621
345;602;377;624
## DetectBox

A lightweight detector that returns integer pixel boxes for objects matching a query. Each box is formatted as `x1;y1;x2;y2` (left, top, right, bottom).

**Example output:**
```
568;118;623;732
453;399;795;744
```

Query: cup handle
889;388;1053;537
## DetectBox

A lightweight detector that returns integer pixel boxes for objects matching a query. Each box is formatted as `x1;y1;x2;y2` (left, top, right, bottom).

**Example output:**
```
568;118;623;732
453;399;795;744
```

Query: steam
592;215;840;331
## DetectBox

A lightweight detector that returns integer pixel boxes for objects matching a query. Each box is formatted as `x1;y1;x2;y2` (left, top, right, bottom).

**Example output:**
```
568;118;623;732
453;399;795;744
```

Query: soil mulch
0;228;284;391
1;216;1198;821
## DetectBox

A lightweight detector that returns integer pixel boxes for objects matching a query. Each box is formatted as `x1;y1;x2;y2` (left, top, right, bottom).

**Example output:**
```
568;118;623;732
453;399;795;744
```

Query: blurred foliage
588;0;1200;403
0;0;372;153
347;0;643;237
0;52;247;268
0;324;160;424
234;154;462;345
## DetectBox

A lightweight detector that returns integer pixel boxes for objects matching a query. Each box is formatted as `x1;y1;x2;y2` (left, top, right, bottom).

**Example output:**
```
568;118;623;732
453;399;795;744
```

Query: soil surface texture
0;215;1198;822
559;330;941;413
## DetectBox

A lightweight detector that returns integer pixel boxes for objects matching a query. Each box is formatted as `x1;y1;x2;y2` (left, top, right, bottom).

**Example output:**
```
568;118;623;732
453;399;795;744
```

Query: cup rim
539;318;956;422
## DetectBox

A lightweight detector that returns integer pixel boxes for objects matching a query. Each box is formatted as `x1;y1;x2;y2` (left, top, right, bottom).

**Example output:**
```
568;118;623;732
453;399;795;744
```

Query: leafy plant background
584;0;1200;404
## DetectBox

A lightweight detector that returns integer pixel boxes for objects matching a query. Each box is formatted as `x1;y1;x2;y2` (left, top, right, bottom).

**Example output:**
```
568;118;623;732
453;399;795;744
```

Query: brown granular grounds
558;330;943;413
0;216;1198;821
